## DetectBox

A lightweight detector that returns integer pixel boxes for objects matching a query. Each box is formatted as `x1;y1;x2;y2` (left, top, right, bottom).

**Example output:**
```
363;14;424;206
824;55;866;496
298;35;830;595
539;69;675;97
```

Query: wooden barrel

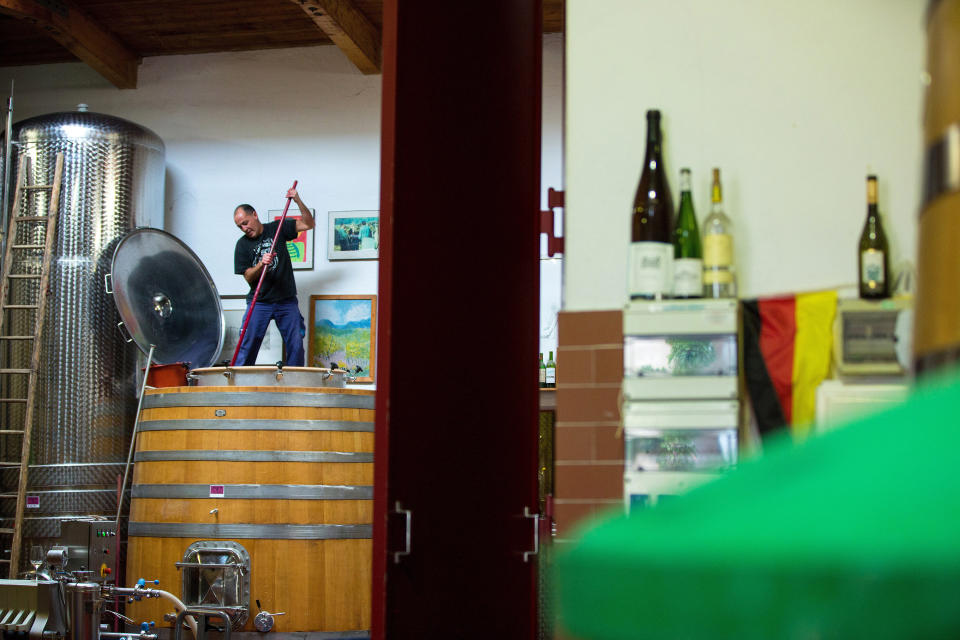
125;386;374;634
916;0;960;372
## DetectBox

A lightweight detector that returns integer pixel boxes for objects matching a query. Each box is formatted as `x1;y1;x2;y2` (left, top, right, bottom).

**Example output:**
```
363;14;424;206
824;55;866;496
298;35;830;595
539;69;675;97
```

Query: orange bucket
143;362;189;387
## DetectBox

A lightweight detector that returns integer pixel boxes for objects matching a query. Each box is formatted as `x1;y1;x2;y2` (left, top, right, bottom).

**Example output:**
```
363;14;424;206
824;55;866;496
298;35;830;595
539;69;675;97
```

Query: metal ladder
0;153;63;577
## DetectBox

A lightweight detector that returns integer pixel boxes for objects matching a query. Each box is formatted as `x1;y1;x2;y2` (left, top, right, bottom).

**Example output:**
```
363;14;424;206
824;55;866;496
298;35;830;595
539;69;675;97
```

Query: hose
135;589;198;640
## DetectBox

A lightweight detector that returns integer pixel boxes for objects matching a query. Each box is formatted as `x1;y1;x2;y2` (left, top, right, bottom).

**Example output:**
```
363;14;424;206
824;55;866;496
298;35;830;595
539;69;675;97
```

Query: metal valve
254;600;286;632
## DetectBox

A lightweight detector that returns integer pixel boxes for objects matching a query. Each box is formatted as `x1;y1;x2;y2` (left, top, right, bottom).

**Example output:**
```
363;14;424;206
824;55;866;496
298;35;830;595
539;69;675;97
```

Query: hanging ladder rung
0;429;26;434
0;398;28;404
0;529;14;535
10;245;45;250
2;305;39;310
6;274;41;279
13;216;48;222
23;184;54;190
0;336;34;340
0;369;33;374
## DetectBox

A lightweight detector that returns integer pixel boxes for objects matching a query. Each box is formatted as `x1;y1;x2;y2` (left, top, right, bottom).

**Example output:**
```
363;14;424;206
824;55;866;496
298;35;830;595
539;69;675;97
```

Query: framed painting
327;210;379;260
308;294;377;383
269;208;315;270
217;295;284;365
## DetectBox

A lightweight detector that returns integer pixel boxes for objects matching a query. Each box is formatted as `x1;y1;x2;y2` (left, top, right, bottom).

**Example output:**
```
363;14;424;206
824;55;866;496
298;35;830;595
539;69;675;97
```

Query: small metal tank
0;105;164;560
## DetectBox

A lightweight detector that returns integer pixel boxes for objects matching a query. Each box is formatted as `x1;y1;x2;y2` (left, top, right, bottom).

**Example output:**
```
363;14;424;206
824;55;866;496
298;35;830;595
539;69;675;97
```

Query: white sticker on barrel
209;485;225;498
26;496;39;509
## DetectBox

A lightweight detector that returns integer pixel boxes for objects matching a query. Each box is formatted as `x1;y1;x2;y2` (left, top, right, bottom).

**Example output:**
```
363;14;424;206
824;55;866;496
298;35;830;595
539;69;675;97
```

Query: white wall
0;36;567;364
1;46;383;300
565;0;926;310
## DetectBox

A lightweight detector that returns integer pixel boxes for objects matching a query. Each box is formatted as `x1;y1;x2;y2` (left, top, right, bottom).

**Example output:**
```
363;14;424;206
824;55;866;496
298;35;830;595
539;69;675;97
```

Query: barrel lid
110;228;224;368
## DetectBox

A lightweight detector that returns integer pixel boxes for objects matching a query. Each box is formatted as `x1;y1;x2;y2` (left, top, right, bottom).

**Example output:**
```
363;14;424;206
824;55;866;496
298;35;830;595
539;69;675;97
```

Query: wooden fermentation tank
916;0;960;371
125;386;374;633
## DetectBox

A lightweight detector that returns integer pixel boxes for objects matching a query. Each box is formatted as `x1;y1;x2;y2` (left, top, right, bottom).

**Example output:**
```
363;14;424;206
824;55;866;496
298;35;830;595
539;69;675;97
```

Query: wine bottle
539;352;547;388
858;175;890;299
629;110;674;299
545;351;556;388
702;168;736;298
673;168;703;298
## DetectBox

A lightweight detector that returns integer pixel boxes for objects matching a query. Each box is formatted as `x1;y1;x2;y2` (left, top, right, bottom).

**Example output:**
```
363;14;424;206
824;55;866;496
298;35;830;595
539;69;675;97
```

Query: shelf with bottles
623;299;738;401
538;350;556;389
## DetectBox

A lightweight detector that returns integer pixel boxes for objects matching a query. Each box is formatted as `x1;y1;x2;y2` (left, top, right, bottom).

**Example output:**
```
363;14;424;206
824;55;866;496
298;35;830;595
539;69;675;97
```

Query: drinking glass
29;545;44;577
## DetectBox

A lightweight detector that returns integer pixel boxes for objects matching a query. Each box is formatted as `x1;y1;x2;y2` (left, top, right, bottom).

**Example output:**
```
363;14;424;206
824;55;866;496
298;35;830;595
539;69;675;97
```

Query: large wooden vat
125;386;374;633
916;0;960;372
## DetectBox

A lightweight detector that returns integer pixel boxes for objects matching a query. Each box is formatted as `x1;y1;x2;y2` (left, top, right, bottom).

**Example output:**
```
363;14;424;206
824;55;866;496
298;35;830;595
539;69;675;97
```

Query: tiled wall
554;309;624;539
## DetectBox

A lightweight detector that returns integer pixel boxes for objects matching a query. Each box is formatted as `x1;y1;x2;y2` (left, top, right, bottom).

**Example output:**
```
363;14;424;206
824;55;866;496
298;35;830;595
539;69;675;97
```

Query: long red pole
229;180;298;366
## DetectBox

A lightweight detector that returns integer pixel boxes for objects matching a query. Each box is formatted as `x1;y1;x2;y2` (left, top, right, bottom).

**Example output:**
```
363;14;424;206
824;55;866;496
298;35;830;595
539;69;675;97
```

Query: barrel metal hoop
922;122;960;211
134;450;373;463
128;522;372;540
131;483;373;500
142;392;375;409
137;419;374;432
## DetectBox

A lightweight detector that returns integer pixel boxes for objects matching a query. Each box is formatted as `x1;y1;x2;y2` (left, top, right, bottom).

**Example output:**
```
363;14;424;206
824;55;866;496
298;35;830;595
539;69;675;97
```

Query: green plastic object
555;370;960;639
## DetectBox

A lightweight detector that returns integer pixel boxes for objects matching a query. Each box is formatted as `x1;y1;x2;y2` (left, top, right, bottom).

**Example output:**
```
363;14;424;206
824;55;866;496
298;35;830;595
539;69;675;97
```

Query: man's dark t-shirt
234;219;299;303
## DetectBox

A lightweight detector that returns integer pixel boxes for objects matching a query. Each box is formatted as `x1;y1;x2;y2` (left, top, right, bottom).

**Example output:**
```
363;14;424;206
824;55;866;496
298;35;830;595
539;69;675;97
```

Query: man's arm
287;187;315;233
242;252;274;284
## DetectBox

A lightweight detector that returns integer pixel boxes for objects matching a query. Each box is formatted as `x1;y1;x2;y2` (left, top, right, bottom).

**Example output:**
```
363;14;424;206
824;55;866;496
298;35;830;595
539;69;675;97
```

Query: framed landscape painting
269;209;315;270
328;210;379;260
308;294;377;383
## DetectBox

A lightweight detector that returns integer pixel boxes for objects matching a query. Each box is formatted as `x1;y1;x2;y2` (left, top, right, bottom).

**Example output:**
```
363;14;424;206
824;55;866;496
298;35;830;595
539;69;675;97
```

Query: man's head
234;204;263;239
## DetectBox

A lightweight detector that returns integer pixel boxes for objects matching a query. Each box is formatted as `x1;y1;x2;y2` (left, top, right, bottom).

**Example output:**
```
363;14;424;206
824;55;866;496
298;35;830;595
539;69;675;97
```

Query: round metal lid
110;228;224;368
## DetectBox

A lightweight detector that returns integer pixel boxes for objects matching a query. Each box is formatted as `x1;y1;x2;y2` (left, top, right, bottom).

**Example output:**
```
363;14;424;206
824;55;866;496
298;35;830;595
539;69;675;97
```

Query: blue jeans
235;298;305;366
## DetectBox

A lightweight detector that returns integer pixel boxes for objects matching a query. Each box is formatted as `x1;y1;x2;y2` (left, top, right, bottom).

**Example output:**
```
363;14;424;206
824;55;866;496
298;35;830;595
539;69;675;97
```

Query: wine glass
29;545;44;578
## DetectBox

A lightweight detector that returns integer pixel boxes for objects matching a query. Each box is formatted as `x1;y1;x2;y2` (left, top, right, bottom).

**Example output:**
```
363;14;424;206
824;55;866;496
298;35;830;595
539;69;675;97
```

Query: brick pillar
554;309;624;539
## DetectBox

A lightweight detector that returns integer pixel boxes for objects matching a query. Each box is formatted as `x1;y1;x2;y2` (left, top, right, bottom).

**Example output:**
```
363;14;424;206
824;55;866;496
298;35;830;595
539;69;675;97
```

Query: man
233;187;314;365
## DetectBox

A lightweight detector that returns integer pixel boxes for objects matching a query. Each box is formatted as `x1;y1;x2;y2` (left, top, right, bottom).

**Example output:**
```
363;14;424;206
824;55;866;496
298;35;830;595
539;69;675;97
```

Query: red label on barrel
209;485;225;498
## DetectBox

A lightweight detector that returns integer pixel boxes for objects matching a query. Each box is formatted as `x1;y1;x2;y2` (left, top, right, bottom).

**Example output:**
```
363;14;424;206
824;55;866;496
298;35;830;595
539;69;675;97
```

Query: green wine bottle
672;168;703;298
539;352;547;388
546;351;556;388
858;175;890;299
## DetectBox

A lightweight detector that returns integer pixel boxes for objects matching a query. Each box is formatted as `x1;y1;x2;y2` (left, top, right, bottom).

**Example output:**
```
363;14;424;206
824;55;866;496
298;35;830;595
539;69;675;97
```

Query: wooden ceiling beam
291;0;381;74
0;0;139;89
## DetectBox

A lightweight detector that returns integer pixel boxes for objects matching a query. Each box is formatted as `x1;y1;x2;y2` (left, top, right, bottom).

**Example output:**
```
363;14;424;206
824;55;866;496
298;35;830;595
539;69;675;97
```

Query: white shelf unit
621;299;740;511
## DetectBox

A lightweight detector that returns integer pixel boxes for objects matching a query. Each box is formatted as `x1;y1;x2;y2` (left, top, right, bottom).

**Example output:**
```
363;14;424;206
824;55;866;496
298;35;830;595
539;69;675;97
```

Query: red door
372;1;543;638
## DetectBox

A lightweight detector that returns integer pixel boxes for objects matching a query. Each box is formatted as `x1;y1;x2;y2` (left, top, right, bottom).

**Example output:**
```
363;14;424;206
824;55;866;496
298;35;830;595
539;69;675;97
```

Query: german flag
742;291;837;438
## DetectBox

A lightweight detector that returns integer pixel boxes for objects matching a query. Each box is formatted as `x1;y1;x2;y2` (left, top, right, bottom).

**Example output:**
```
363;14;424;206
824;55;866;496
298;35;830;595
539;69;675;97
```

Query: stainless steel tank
0;106;164;548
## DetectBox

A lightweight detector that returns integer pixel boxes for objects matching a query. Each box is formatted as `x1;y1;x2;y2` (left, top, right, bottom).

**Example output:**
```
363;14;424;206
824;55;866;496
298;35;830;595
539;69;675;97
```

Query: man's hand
261;252;275;267
286;187;316;232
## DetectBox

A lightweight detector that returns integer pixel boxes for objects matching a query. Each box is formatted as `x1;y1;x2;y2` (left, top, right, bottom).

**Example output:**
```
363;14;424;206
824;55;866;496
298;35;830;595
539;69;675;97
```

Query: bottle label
861;249;885;286
539;368;546;384
546;368;556;384
703;269;734;285
629;242;673;297
673;258;703;297
703;234;732;267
